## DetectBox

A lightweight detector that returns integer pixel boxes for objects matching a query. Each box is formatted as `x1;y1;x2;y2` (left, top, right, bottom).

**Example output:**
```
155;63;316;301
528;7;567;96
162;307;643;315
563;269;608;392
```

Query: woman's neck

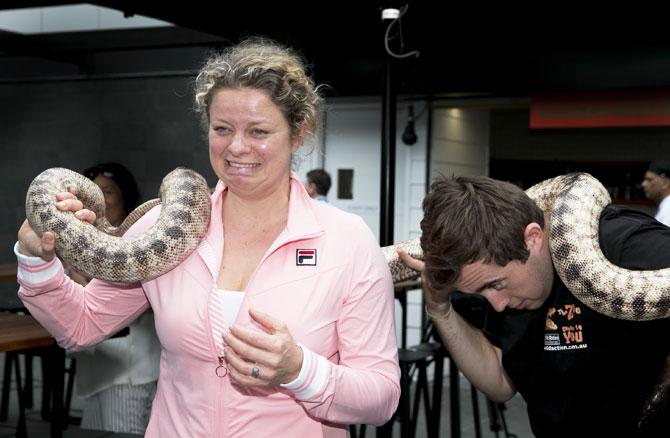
221;184;291;229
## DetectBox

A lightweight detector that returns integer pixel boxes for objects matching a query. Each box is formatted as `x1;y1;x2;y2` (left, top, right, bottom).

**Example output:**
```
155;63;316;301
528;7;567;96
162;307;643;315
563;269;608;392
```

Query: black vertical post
380;55;396;246
376;24;397;438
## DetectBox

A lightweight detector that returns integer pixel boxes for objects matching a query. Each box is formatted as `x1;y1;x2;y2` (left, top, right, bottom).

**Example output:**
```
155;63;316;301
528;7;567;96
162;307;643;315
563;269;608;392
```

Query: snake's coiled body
385;172;670;322
25;167;211;283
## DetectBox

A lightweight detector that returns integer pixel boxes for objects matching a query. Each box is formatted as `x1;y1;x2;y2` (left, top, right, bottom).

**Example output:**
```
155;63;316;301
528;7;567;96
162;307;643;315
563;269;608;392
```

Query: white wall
297;98;429;243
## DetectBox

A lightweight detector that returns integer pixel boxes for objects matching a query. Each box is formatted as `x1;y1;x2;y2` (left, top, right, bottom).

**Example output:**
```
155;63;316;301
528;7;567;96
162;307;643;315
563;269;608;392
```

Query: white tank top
214;288;245;327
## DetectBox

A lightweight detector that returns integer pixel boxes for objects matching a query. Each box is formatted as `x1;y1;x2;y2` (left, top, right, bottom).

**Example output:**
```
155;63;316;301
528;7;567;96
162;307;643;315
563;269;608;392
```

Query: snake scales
25;167;211;282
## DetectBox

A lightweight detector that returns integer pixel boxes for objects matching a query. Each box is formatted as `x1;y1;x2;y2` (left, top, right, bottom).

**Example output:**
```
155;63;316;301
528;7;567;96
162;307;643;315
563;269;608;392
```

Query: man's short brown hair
420;175;545;292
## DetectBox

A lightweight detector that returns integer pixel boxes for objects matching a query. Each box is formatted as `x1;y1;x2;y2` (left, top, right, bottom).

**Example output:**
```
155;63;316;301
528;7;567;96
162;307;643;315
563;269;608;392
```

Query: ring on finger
250;366;260;379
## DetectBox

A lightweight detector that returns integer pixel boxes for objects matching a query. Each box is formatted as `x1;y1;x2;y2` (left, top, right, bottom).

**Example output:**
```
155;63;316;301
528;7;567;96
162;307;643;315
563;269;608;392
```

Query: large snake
24;168;670;426
385;172;670;322
25;167;211;282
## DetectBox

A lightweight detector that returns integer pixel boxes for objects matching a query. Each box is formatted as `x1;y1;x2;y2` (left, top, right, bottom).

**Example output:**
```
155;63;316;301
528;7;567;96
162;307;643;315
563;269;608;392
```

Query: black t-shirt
453;206;670;438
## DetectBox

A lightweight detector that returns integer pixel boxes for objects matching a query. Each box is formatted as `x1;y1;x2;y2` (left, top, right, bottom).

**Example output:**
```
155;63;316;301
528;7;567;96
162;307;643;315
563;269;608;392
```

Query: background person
15;37;399;437
641;161;670;226
305;168;331;202
399;174;670;437
66;162;160;435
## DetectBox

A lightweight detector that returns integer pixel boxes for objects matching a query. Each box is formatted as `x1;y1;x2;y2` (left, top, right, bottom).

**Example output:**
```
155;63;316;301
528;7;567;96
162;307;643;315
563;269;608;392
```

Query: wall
490;108;670;161
430;108;490;180
0;75;215;265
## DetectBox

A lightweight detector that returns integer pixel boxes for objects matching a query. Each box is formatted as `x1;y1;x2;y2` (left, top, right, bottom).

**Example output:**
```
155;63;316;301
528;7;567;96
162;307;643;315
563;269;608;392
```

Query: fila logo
296;249;317;266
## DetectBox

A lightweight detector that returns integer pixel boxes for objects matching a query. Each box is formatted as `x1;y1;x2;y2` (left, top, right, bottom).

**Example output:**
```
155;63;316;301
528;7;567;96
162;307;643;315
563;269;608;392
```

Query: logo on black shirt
544;304;588;351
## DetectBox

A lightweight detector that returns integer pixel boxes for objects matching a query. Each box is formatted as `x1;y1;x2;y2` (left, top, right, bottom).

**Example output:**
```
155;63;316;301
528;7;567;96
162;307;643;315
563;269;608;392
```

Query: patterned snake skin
382;172;670;322
25;167;211;283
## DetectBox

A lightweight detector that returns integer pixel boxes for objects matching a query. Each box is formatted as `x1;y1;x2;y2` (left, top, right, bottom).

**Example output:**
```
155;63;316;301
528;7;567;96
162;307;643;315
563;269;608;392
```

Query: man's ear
661;175;670;190
524;222;545;252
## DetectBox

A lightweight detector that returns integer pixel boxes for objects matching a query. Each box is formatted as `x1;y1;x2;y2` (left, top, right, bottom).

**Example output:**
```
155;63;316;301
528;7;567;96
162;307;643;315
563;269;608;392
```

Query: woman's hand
223;308;303;387
17;189;97;259
397;248;453;320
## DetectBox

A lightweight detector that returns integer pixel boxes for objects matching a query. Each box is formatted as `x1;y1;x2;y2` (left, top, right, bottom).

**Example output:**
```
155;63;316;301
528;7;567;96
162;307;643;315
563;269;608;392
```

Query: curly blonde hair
194;37;322;140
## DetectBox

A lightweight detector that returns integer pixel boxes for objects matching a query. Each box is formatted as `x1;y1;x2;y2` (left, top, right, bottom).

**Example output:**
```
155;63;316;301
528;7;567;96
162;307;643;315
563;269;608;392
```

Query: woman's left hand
223;308;303;387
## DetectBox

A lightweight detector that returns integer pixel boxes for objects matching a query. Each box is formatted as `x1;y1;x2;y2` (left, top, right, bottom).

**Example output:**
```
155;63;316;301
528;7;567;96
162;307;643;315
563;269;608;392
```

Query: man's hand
397;249;453;320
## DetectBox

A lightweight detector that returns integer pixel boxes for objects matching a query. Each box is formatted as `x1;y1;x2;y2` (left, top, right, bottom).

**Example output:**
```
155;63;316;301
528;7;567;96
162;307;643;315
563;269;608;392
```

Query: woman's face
208;87;302;199
93;174;125;226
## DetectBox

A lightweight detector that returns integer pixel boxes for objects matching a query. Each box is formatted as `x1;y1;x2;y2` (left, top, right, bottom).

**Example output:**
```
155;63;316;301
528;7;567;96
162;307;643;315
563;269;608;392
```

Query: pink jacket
17;173;400;437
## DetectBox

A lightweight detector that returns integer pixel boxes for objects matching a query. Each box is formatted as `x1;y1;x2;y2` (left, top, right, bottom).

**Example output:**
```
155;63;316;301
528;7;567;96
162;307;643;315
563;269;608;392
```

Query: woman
15;37;400;437
69;162;160;435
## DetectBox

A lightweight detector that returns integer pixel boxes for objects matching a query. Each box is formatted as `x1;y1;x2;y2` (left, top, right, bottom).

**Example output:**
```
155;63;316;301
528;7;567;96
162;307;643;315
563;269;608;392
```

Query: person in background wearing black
642;161;670;226
69;162;159;435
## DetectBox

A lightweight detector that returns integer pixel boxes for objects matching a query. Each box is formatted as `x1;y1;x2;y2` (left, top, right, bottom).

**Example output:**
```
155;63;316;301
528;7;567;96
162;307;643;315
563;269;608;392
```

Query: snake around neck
384;172;670;322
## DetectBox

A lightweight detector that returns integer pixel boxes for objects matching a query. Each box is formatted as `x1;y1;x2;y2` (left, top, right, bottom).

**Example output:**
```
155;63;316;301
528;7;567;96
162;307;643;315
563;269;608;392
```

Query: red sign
530;89;670;128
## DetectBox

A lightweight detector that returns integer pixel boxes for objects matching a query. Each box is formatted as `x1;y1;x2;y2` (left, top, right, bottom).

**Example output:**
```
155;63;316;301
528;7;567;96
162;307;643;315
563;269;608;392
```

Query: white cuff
14;241;62;284
280;344;328;400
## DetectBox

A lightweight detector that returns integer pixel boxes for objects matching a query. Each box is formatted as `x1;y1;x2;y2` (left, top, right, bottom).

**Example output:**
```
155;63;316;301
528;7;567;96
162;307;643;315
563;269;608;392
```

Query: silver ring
251;366;260;378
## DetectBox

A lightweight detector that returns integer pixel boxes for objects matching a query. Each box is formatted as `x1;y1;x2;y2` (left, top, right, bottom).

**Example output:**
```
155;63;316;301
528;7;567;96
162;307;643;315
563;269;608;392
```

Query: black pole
424;106;433;195
379;55;396;246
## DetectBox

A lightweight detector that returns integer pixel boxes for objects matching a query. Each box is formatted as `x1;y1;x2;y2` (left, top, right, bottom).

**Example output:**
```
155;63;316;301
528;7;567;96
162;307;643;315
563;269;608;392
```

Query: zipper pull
215;355;228;378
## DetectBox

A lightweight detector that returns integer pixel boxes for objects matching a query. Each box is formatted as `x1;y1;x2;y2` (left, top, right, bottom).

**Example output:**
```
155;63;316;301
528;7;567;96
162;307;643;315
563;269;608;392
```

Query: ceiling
3;1;670;100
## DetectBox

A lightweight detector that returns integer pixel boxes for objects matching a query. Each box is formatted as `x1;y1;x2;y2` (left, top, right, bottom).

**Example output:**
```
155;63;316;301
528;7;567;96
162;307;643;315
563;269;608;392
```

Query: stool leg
64;358;76;420
376;402;394;438
13;354;27;438
24;354;33;409
0;353;12;422
410;363;424;435
400;360;410;438
41;355;51;420
496;402;517;438
419;363;432;437
449;358;461;438
429;352;444;438
46;345;66;436
486;399;501;438
471;385;481;438
375;418;393;437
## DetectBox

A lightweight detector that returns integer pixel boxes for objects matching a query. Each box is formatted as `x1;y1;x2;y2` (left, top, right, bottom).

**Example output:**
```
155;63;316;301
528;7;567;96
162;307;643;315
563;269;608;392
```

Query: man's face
453;231;554;312
641;171;667;203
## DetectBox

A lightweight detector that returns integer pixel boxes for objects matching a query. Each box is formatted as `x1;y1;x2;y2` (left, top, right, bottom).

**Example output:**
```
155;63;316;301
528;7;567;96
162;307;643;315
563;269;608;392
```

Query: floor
396;377;534;438
0;352;534;438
